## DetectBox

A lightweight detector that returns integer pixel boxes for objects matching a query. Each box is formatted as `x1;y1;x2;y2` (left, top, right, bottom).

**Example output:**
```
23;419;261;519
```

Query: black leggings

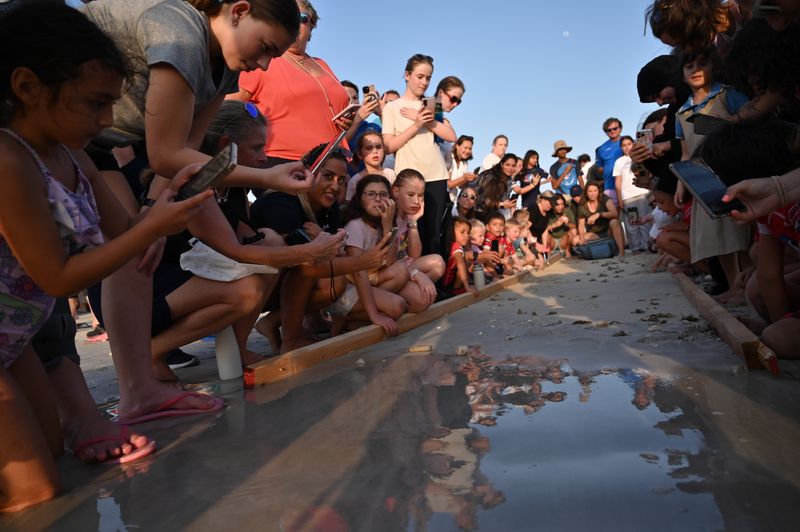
419;180;450;259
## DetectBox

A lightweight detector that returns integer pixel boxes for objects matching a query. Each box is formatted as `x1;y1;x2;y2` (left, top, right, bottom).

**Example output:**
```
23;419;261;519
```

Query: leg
0;348;60;513
608;219;625;257
348;286;408;321
278;268;316;353
231;273;278;365
376;261;411;293
409;255;446;283
102;258;218;419
152;275;268;380
762;317;800;359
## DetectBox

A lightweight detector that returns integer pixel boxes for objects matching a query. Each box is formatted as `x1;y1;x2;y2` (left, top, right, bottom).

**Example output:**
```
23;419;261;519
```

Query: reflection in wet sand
2;349;800;531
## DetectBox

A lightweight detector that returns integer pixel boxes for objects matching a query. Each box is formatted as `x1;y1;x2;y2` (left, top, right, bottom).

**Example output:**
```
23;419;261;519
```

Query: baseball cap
570;185;583;197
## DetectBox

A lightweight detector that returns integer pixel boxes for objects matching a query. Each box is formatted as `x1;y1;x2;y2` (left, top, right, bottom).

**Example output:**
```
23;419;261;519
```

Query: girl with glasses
383;54;456;258
346;132;396;201
337;176;412;337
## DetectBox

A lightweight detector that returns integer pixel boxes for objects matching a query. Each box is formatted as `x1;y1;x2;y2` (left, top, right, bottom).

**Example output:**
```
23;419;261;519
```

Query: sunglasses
444;91;462;106
219;102;259;132
605;126;621;133
299;12;314;27
460;192;477;200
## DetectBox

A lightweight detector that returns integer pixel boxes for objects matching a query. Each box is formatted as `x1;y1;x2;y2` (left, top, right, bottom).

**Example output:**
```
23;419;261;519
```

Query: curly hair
645;0;730;53
724;19;800;98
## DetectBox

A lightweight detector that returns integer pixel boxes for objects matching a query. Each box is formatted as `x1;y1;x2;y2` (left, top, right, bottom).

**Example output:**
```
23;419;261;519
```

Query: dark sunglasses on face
460;192;476;200
605;126;621;133
444;91;462;105
299;12;314;27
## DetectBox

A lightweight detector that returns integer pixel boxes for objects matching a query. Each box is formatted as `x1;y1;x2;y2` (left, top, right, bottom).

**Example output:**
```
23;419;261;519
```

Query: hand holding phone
382;227;399;249
175;143;237;201
669;158;746;218
332;103;361;123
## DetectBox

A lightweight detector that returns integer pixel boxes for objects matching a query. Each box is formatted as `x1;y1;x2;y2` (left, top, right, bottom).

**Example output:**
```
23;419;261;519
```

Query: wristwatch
407;220;418;229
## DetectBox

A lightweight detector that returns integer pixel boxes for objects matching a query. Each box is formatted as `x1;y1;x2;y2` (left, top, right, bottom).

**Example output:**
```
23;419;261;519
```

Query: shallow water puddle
2;351;797;531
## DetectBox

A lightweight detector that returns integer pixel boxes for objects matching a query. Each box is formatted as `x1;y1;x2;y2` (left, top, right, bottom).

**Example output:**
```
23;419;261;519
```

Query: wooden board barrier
244;270;531;387
673;272;778;374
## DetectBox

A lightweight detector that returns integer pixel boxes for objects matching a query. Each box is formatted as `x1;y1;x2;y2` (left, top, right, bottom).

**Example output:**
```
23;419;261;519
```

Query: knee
229;276;264;313
386;294;408;319
744;275;761;307
762;321;798;359
429;256;446;280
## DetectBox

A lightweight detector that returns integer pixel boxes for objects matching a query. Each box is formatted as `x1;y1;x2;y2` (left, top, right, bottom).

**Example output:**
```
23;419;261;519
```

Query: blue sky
312;0;674;167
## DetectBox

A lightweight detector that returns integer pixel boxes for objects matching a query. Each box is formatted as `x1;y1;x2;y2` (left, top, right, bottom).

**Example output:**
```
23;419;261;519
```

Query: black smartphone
284;227;312;246
669;159;746;218
382;227;399;249
176;143;237;202
686;113;731;136
309;129;348;175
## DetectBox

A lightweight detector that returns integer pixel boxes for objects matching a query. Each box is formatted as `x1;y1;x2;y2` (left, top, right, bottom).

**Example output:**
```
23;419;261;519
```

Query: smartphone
332;103;361;123
669;159;746;218
309;129;348;174
422;97;436;113
686;113;731;136
362;84;378;104
176;143;237;201
636;128;654;150
382;227;399;249
284;227;312;246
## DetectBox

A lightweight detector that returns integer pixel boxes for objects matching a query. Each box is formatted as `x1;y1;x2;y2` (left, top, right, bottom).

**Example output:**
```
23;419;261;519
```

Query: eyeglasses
362;144;383;152
460;192;477;200
362;191;390;200
444;91;462;106
605;126;621;133
219;102;259;133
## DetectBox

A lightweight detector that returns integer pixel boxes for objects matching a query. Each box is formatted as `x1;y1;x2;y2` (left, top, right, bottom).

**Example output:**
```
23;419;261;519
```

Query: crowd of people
0;0;798;514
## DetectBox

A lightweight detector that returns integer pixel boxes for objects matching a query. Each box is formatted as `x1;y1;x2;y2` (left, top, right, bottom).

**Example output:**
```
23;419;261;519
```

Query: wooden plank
244;270;531;387
672;272;778;373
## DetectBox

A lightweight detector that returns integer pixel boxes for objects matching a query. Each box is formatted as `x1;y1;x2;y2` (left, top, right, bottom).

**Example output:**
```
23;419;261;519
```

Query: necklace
285;53;337;118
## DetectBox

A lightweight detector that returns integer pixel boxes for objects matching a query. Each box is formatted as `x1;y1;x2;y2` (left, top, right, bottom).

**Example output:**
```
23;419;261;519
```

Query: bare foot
255;314;281;353
66;416;152;463
279;336;315;354
714;288;745;305
117;381;220;422
152;360;180;383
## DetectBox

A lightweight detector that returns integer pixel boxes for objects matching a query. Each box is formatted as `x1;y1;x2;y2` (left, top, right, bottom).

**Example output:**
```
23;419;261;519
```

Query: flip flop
119;392;225;425
72;426;157;465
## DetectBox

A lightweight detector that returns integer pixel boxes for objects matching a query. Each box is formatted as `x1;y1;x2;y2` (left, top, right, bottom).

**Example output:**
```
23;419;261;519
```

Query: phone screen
669;159;745;217
176;143;237;201
490;240;500;253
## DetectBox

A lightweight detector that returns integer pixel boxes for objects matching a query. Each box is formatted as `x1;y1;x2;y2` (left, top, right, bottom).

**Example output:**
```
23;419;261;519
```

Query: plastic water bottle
215;326;242;380
473;263;486;291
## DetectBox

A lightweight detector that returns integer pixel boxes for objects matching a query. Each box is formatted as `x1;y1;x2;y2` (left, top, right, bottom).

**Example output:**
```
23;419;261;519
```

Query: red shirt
758;201;800;254
443;242;465;291
237;57;350;160
483;233;514;256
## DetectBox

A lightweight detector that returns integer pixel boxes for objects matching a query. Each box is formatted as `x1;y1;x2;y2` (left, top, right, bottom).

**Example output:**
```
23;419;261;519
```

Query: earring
232;17;238;27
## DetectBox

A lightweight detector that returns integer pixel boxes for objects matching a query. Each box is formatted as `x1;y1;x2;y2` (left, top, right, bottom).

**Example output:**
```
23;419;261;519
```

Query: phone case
176;143;237;201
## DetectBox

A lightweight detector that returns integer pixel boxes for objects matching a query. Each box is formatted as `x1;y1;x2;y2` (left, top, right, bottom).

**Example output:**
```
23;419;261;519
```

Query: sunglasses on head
219;102;259;132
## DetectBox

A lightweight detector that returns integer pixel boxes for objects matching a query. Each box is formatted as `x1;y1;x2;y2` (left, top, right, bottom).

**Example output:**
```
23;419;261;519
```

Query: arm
756;234;789;322
346;244;398;335
615;174;624;210
344;98;379;143
601;198;620;220
578;217;587;243
186;197;345;267
454;251;476;294
0;150;210;297
551;165;572;191
426;117;456;142
143;65;314;193
383;107;434;154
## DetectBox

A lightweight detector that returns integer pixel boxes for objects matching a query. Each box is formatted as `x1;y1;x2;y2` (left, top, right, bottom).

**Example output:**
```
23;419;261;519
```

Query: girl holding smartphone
382;54;456;259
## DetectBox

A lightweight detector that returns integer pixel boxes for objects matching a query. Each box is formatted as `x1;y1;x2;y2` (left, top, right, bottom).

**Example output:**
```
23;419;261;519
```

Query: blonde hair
512;209;530;222
470;219;486;232
505;218;522;229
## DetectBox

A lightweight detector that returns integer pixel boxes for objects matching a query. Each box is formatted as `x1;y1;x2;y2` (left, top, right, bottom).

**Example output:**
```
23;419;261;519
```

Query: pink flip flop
72;426;157;465
119;392;225;425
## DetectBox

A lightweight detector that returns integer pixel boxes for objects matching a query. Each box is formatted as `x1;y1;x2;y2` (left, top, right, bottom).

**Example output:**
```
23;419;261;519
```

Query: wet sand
2;254;799;531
